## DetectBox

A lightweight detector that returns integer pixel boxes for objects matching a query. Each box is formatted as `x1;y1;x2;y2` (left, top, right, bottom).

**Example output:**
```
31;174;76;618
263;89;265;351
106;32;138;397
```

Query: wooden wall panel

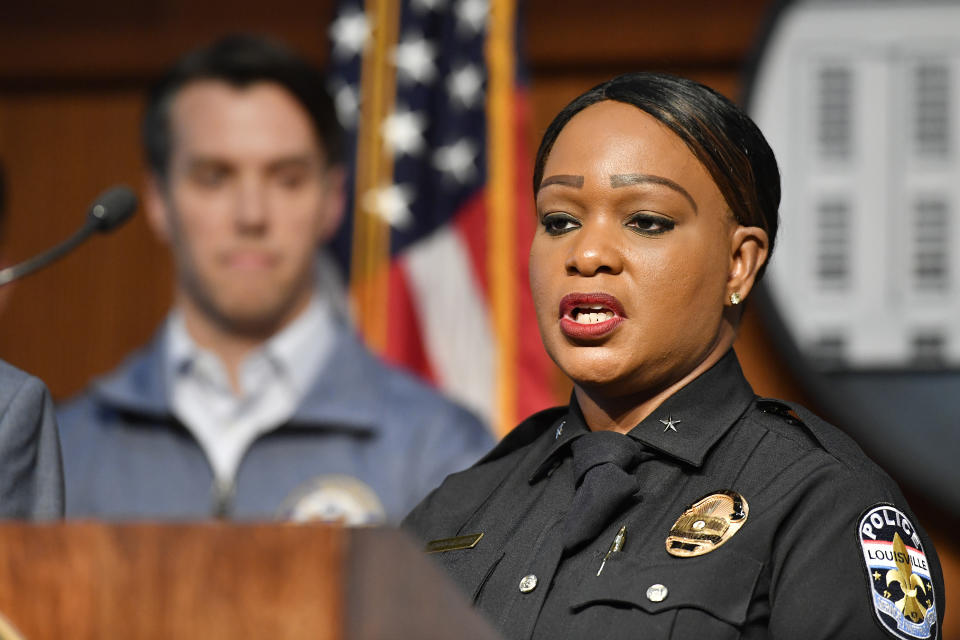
0;1;335;83
524;0;769;70
0;91;171;397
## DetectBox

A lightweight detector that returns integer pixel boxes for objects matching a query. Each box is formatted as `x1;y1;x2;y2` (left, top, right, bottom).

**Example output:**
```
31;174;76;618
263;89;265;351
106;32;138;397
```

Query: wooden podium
0;523;502;640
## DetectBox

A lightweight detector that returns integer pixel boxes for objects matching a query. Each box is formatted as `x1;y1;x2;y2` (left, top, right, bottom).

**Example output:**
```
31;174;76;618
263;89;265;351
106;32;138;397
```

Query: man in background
57;35;492;522
0;161;64;518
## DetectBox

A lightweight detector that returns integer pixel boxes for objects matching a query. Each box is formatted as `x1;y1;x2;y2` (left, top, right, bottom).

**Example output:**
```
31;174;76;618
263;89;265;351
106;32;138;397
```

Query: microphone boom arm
0;184;137;287
0;223;97;286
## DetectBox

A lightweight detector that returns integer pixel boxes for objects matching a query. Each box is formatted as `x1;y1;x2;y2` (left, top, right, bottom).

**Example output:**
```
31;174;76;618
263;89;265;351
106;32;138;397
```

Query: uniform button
519;574;538;593
646;584;668;602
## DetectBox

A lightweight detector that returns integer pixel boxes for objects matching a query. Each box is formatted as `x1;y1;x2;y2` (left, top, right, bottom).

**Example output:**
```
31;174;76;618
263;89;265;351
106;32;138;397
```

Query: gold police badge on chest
666;490;749;557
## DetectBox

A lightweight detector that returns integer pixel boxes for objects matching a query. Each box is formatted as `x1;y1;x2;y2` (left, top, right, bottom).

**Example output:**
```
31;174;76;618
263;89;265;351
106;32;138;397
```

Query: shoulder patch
858;504;938;639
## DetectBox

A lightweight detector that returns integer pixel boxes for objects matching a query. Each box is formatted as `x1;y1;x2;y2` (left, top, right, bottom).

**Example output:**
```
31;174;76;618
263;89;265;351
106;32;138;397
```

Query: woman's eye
626;213;674;236
541;213;580;236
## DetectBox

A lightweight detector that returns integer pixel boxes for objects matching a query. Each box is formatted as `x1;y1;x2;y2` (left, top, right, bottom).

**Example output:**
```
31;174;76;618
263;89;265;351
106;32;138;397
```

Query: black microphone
0;185;138;287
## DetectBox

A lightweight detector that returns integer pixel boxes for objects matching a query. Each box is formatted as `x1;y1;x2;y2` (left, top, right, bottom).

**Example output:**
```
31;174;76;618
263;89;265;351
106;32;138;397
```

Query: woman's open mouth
558;292;625;339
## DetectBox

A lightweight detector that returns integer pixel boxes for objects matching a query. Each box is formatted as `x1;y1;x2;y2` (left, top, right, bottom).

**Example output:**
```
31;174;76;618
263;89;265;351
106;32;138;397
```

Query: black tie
561;431;650;552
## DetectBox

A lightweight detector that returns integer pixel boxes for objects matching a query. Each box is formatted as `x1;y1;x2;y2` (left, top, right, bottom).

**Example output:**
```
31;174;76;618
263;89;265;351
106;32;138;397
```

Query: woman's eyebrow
539;174;584;189
610;173;698;213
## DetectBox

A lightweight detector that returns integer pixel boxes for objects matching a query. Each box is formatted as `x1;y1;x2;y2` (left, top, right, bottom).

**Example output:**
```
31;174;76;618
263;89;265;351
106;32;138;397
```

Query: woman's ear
726;225;769;306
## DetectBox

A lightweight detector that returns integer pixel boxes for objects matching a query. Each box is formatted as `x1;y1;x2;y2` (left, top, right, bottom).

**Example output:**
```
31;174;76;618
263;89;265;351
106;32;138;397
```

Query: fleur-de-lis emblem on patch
885;532;928;623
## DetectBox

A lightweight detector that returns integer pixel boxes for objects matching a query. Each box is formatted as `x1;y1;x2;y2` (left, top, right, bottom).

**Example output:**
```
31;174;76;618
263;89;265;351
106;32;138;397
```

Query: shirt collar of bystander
165;292;335;404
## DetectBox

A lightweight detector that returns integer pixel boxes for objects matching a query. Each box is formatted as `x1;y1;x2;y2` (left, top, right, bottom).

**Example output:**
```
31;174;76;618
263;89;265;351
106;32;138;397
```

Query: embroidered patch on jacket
276;474;387;525
665;490;748;557
859;504;938;639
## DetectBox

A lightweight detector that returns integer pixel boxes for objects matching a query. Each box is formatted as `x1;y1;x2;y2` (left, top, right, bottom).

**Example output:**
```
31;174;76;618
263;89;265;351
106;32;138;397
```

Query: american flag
325;0;555;434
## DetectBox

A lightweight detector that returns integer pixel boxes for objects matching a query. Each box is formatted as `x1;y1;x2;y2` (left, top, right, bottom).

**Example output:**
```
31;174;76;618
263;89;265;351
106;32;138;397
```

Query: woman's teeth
573;310;614;324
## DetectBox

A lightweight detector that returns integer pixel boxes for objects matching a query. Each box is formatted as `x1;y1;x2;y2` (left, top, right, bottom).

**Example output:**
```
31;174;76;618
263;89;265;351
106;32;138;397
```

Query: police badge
665;490;749;558
858;504;938;639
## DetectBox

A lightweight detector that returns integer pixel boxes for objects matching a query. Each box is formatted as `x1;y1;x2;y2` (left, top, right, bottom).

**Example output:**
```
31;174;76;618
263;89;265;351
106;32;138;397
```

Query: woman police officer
404;73;944;639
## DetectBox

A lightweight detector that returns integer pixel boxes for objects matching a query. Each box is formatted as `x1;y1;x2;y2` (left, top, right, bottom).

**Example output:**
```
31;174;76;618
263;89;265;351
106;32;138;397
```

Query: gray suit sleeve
0;369;65;518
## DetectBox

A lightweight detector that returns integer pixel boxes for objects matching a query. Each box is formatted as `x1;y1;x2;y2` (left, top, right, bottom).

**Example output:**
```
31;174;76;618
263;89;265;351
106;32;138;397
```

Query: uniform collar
528;350;754;480
528;401;592;483
624;350;755;466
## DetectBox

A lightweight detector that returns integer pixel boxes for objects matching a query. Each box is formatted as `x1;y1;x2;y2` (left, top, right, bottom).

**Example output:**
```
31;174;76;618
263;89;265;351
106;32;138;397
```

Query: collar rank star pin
666;490;749;557
659;416;681;433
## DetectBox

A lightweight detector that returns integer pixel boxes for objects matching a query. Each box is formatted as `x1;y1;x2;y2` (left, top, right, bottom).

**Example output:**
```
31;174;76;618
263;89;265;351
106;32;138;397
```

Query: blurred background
0;0;954;634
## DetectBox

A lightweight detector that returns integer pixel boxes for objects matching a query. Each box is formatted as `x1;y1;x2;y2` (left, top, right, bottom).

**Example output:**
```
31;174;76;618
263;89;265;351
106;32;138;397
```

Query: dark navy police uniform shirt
404;351;945;640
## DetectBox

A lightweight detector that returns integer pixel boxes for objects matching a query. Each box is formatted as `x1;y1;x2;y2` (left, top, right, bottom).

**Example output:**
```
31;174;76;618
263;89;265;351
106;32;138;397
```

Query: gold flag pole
350;0;401;352
486;0;518;436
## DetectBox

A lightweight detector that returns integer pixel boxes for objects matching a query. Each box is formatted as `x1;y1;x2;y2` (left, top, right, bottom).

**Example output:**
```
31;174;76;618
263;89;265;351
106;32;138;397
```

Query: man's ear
144;173;173;246
726;225;769;306
317;165;347;244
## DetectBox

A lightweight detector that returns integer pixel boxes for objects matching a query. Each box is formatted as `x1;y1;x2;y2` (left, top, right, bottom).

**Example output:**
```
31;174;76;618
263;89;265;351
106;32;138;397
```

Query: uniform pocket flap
571;551;763;626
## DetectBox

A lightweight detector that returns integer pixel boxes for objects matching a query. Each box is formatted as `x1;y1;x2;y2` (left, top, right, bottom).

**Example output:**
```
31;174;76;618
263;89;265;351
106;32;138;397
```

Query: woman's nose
564;221;624;276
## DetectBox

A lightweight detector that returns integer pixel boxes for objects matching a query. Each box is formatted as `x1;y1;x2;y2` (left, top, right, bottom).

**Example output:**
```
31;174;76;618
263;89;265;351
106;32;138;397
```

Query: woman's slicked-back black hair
533;72;781;280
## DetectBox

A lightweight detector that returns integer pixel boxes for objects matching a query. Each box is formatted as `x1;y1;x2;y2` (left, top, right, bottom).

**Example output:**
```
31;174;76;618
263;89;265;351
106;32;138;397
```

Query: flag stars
332;83;360;128
456;0;489;35
433;138;478;184
364;184;415;229
329;10;370;59
392;35;437;85
382;108;428;157
447;64;484;109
